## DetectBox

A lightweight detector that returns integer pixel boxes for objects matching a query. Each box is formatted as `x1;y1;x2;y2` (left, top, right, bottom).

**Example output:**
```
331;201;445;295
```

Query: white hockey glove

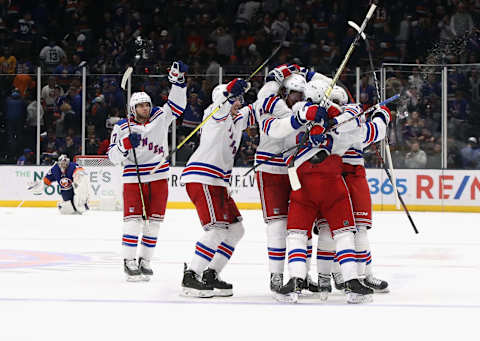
168;61;189;85
266;64;301;85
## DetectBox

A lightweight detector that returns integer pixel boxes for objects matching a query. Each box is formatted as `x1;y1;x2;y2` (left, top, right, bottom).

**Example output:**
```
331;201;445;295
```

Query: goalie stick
149;40;285;174
288;2;378;190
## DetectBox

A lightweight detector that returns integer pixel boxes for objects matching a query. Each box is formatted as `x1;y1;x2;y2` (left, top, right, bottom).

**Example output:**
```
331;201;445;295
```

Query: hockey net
74;155;123;211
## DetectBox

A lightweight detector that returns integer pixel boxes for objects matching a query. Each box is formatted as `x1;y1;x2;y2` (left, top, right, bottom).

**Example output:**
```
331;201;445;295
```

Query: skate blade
141;274;152;282
273;292;299;303
213;288;233;297
346;293;373;304
125;275;143;282
299;289;315;297
181;287;214;298
319;291;329;301
372;287;390;293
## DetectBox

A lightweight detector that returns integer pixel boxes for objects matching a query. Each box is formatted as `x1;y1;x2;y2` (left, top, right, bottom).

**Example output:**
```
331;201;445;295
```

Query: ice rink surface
0;207;478;340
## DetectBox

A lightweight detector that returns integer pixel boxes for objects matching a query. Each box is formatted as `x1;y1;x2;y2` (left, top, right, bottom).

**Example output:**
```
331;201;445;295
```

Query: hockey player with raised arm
252;65;309;294
254;65;346;294
36;154;90;214
315;103;391;296
258;80;377;303
108;61;187;281
180;78;251;298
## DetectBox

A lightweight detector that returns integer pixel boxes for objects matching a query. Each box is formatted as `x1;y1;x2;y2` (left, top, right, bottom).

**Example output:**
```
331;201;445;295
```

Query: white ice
0;207;478;340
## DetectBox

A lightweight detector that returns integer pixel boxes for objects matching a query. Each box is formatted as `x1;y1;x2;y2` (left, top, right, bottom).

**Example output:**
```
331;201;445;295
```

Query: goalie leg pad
58;200;78;215
189;227;227;275
73;170;90;211
122;219;142;260
208;221;245;273
266;219;287;274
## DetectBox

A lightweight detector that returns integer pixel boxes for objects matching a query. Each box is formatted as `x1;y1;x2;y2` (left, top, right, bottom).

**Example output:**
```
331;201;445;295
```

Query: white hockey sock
334;231;357;282
209;221;245;273
189;228;227;275
317;226;335;275
306;236;313;276
365;251;373;276
121;219;142;260
138;221;160;261
354;228;370;278
266;219;287;274
286;230;308;279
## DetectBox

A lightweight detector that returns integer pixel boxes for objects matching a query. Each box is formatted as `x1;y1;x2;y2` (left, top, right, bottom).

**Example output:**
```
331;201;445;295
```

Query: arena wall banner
1;166;479;212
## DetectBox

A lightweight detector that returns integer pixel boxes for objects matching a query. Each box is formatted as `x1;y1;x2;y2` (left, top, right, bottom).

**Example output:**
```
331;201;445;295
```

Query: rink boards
1;166;480;212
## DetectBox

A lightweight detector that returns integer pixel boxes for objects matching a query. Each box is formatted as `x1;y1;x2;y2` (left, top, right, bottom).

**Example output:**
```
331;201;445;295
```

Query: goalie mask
129;91;152;118
58;154;70;171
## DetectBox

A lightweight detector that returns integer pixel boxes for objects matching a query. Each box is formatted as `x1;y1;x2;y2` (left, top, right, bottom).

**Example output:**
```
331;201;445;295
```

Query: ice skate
270;273;283;293
364;275;389;293
124;259;142;282
318;273;332;301
139;257;153;281
273;277;304;303
345;279;374;304
202;268;233;297
181;263;214;298
332;271;346;292
300;274;319;296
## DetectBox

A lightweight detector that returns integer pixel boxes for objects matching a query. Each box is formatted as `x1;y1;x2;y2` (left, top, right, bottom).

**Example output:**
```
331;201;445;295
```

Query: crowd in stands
1;0;480;169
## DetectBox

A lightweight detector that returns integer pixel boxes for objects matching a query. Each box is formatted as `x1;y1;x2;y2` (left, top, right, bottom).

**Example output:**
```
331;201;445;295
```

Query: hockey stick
348;19;400;209
121;62;148;222
149;40;285;174
243;94;399;177
370;143;419;234
288;3;377;190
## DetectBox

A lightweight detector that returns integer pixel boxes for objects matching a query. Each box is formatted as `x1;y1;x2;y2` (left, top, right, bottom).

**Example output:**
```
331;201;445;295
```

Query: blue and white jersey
108;84;187;184
43;162;82;201
253;81;295;174
180;94;255;187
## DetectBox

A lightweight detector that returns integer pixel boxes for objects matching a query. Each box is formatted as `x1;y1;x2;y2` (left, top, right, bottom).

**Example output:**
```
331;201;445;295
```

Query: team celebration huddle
101;49;392;304
36;4;396;305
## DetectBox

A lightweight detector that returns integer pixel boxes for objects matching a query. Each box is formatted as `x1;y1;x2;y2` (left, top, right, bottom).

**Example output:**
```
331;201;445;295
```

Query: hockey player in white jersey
180;78;252;297
253;65;345;294
252;64;309;293
108;61;188;281
254;79;381;303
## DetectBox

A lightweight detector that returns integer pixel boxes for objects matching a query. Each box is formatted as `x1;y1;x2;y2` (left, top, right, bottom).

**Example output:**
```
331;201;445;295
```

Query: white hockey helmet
304;79;328;103
331;85;349;105
283;73;306;95
58;154;70;170
129;91;152;117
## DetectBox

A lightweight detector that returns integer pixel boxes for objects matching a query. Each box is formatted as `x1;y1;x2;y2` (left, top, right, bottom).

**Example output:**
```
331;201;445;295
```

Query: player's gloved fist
309;125;327;146
371;105;392;125
168;61;189;85
225;78;248;97
325;100;342;118
122;132;141;150
266;64;301;84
